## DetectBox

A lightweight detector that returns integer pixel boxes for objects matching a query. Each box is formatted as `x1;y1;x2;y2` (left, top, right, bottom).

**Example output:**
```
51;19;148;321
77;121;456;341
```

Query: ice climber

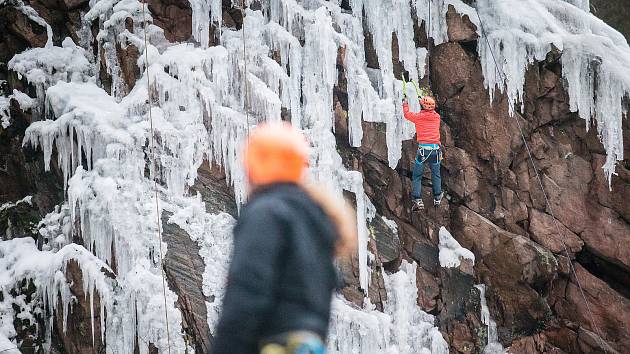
213;122;357;354
403;95;443;211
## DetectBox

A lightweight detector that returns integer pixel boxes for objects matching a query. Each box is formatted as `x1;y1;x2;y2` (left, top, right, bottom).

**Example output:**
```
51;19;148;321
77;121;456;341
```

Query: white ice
474;284;506;354
7;0;628;352
438;226;475;268
328;261;448;354
476;0;629;185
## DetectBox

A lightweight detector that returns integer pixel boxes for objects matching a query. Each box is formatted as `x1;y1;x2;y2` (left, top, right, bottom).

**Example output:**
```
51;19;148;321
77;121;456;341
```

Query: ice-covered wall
476;0;629;185
328;262;448;354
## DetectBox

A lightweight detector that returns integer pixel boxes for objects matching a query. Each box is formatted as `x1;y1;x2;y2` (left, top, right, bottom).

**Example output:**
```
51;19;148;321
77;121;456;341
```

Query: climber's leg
429;151;442;203
411;150;425;200
411;149;427;211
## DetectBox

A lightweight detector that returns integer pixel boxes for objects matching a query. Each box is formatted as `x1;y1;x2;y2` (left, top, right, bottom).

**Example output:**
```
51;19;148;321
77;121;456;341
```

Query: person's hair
302;184;358;257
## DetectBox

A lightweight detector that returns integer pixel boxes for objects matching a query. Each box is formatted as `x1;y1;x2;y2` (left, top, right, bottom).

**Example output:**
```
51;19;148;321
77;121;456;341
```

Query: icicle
476;0;629;185
474;284;506;354
327;261;448;353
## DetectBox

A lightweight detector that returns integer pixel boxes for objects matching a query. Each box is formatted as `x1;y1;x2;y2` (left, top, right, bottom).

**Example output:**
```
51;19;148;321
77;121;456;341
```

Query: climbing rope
241;0;251;135
140;1;173;353
474;8;610;353
426;0;432;94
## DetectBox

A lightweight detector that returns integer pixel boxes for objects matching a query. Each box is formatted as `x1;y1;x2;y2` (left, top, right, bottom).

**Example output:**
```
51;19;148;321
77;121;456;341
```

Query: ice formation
476;0;629;185
8;38;94;114
328;261;448;354
166;196;235;331
438;226;475;268
0;195;33;212
0;97;10;129
563;0;590;12
0;238;114;349
474;284;506;354
0;89;36;129
3;0;629;351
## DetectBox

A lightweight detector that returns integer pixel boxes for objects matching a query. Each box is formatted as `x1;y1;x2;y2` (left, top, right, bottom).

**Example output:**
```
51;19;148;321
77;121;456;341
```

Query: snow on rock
8;38;94;114
0;96;10;129
0;237;114;347
474;284;506;354
65;163;189;353
38;203;73;252
0;332;20;354
476;0;629;185
328;261;448;354
8;0;54;48
167;195;235;332
438;226;475;268
10;89;34;111
0;196;33;212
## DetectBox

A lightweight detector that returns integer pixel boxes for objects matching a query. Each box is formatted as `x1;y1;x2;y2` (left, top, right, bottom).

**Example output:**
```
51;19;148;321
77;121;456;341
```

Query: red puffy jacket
403;103;441;144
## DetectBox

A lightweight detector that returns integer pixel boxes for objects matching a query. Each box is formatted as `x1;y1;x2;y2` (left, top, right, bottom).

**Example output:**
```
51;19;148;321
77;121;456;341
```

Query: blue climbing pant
412;147;442;199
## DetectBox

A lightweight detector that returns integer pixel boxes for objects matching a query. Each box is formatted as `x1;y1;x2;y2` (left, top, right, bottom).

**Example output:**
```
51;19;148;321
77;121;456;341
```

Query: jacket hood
301;184;358;258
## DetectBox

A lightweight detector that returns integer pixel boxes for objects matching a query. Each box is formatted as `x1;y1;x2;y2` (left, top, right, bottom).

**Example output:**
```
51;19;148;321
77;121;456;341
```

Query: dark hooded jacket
213;183;339;354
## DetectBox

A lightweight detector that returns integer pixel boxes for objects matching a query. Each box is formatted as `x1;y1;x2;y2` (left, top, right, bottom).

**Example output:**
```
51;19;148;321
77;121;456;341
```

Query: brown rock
358;121;389;163
53;260;112;353
369;214;402;264
162;214;212;353
528;208;583;255
580;206;630;271
61;0;88;10
416;266;439;312
453;206;558;338
450;321;475;353
1;7;49;50
591;154;630;222
117;42;141;94
551;265;630;352
148;0;192;43
445;5;478;43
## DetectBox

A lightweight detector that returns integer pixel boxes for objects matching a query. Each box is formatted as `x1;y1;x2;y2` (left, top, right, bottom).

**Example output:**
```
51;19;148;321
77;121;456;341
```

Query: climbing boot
412;199;424;211
434;192;443;207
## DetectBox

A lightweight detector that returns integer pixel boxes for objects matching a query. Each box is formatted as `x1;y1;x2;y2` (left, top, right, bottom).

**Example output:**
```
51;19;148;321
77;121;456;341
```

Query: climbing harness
475;8;610;354
259;331;326;354
416;145;442;165
140;1;173;353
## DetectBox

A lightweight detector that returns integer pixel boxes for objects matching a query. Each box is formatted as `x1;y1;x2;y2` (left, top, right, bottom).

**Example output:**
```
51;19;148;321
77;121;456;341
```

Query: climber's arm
402;102;419;123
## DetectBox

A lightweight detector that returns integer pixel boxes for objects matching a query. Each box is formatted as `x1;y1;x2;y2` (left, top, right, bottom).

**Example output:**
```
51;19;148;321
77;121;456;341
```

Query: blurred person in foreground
213;122;357;354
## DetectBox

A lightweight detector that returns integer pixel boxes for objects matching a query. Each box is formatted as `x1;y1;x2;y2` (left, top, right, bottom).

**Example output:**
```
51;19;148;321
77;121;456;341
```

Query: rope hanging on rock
426;0;433;95
140;1;173;353
241;0;251;135
474;7;610;354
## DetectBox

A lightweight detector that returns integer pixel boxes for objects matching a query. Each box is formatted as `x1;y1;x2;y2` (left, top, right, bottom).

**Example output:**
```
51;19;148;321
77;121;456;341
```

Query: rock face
162;212;211;354
1;0;630;354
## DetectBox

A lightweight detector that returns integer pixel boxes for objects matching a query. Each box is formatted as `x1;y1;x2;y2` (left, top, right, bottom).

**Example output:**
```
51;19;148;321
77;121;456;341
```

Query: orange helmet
244;122;309;186
420;96;436;108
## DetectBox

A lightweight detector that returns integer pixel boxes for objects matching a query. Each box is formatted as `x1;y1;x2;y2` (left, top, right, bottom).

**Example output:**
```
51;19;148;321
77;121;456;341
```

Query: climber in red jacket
403;96;443;211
